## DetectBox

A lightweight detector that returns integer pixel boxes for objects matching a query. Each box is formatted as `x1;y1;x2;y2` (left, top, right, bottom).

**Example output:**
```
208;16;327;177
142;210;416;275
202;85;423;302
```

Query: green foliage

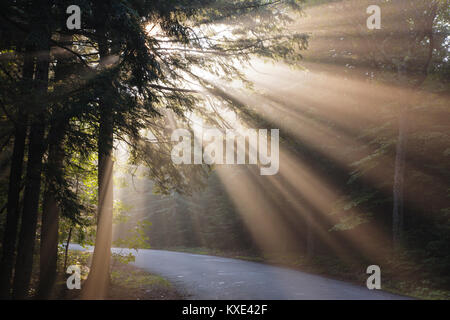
57;250;90;280
111;252;136;265
330;212;373;232
114;220;152;251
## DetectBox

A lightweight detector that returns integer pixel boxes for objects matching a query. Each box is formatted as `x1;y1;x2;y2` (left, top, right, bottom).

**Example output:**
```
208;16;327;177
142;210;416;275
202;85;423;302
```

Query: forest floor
106;262;184;300
155;246;450;300
31;251;184;300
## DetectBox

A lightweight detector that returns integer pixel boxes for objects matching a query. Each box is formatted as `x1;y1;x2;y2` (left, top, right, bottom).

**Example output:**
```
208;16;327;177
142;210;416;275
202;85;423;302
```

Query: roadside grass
156;246;450;300
45;250;184;300
107;262;182;300
111;268;171;290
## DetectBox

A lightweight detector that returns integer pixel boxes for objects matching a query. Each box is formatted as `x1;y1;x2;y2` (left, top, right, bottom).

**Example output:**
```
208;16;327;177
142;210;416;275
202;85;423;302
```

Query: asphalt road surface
69;245;409;299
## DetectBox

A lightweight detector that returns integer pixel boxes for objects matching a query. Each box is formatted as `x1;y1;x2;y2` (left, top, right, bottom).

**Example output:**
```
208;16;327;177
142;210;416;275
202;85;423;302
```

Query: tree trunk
392;110;408;249
306;211;315;259
0;48;33;299
391;0;437;251
12;106;48;300
63;226;73;272
37;125;65;299
392;62;408;250
37;33;73;299
82;13;114;298
82;143;113;299
12;9;51;298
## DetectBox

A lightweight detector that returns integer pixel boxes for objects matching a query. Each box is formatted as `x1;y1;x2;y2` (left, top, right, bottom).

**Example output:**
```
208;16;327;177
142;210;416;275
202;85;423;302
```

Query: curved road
70;245;409;299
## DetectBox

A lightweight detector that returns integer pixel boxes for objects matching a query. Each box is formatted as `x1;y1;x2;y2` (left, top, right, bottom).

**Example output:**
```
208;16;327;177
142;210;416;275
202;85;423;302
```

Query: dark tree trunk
37;125;65;299
0;48;33;299
63;226;73;272
391;3;437;250
306;211;315;259
12;7;51;298
12;114;48;300
37;33;73;299
392;109;408;249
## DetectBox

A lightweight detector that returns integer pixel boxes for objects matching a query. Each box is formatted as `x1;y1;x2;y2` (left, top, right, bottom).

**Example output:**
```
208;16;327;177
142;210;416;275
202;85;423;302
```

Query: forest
0;0;449;300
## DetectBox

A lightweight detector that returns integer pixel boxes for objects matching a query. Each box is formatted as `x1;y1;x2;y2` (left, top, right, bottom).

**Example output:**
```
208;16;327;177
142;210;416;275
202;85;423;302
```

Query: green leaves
330;212;373;232
113;220;152;251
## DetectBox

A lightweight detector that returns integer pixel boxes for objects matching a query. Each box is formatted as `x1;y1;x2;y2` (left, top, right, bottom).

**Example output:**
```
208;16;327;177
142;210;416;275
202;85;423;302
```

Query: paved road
69;245;409;300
